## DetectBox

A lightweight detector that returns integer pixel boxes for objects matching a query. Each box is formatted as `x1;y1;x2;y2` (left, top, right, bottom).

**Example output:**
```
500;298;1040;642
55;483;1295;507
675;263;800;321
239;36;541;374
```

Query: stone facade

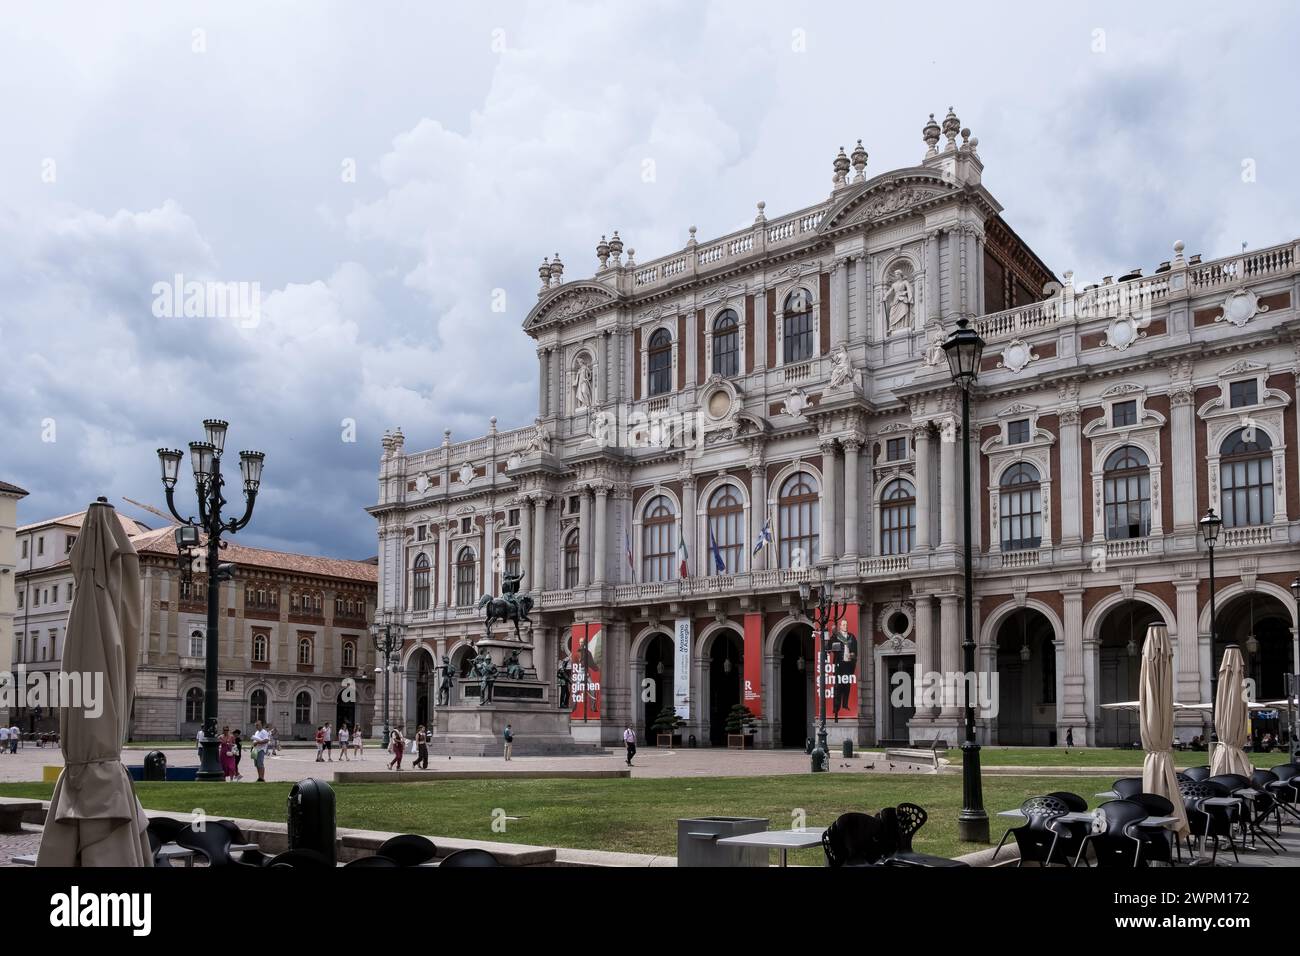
372;110;1300;749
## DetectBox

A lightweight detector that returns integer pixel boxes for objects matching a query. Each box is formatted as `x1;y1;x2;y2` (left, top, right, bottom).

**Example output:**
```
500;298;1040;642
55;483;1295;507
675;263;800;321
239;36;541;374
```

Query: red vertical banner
818;604;860;719
570;622;602;720
742;613;763;718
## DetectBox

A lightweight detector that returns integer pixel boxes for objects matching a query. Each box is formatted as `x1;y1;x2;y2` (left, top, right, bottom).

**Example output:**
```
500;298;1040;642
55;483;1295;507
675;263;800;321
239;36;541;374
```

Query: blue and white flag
709;524;726;574
751;514;773;556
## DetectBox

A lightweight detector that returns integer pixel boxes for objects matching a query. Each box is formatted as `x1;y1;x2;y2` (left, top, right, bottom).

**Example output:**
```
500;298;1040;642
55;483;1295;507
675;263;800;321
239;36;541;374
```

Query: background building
372;110;1300;749
0;481;29;694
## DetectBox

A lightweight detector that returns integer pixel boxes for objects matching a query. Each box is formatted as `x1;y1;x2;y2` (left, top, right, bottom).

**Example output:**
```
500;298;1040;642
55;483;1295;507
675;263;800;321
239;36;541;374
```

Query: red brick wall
696;308;706;383
766;290;776;364
819;272;831;354
633;327;642;400
1040;413;1062;542
1147;394;1174;530
744;295;755;373
677;314;687;390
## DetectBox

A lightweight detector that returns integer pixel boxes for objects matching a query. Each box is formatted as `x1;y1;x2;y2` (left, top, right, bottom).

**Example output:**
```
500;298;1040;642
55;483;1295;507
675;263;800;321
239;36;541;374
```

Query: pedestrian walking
269;725;280;756
9;724;18;754
1065;726;1074;749
196;725;204;758
502;723;514;761
414;725;429;769
232;729;244;781
323;721;334;762
623;725;637;766
387;729;404;770
0;725;8;755
315;725;326;762
219;726;238;782
337;723;350;761
353;726;364;759
251;720;270;782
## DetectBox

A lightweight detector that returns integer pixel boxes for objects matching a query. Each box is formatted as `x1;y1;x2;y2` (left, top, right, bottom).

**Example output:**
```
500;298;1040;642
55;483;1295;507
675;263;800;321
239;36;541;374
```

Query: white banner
674;618;692;719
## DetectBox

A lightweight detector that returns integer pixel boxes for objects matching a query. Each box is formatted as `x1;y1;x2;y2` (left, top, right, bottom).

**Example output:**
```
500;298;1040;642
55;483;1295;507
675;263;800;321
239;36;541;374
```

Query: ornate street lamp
798;567;846;772
157;420;264;781
1289;577;1300;759
1201;508;1222;733
942;317;990;842
369;610;406;748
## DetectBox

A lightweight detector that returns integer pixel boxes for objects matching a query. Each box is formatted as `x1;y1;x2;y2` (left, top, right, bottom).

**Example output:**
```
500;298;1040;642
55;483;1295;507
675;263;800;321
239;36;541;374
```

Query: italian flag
677;527;689;579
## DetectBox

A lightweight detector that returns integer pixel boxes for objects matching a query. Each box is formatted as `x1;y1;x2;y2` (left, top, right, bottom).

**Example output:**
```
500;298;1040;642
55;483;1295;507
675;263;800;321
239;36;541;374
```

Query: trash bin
688;734;697;748
143;751;167;781
287;778;336;864
842;739;853;759
676;816;770;867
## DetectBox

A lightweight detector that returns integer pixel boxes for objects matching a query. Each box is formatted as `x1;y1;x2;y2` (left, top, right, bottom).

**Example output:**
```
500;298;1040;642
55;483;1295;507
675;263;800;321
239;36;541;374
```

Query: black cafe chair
376;834;438;867
993;795;1086;867
1183;766;1211;783
1046;791;1089;812
1179;780;1239;864
438;848;501;867
821;812;886;868
1074;800;1149;868
879;804;968;867
1111;777;1144;800
343;855;399;867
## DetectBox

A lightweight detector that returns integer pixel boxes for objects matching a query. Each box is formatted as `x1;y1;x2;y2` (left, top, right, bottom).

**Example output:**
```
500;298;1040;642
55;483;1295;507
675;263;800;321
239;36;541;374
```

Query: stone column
926;230;942;323
518;497;533;592
578;487;591;587
601;331;612;405
1170;388;1197;531
819;438;838;562
532;495;550;591
914;425;932;551
681;475;697;575
1059;406;1083;546
832;257;849;345
437;522;451;608
939;594;962;718
685;311;698;389
938;416;957;550
1061;577;1088;744
842;438;861;560
913;594;936;719
750;462;768;572
550;349;561;419
947;230;961;319
537;349;548;416
1175;577;1203;706
852;256;868;341
593;484;609;586
754;289;768;370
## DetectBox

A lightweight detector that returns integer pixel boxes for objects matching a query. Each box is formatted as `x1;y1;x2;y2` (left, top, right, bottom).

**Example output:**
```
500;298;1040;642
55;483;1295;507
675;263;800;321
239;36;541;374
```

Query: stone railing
999;550;1040;569
1221;525;1276;548
973;296;1064;341
859;556;910;577
1188;243;1295;293
1105;537;1150;560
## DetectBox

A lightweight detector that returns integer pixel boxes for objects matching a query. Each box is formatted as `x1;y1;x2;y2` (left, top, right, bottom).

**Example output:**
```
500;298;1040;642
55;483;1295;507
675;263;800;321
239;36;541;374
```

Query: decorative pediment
817;170;957;233
1216;359;1269;379
1099;382;1145;398
524;282;617;331
996;402;1037;418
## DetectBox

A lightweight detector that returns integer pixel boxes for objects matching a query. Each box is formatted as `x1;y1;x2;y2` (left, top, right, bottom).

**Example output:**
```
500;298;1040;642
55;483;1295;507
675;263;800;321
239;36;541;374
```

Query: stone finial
442;428;452;447
942;107;960;151
850;139;868;183
625;247;636;267
608;230;624;264
390;428;404;451
549;252;564;285
489;416;498;433
596;234;610;270
538;257;552;295
687;225;697;247
832;145;850;189
755;200;767;223
960;127;971;150
1173;239;1186;267
922;113;941;158
969;135;979;155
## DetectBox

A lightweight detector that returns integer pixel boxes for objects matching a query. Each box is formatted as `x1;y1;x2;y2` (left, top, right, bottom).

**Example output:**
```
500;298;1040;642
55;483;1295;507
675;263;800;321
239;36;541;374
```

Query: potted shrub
651;703;684;747
725;704;757;749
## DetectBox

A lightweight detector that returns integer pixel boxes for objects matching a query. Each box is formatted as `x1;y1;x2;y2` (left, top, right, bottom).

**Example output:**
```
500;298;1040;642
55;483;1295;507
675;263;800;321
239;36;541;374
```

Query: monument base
427;673;600;756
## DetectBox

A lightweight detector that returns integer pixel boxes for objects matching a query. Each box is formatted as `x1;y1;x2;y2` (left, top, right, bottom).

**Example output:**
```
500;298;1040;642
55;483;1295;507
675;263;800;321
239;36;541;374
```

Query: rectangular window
1007;419;1031;445
886;437;907;461
158;676;167;688
508;508;519;527
225;680;235;692
569;495;581;514
37;537;44;556
1112;400;1137;427
16;592;23;609
1229;379;1258;408
33;590;40;607
65;535;76;553
461;517;472;534
417;525;427;541
20;540;27;558
51;584;58;603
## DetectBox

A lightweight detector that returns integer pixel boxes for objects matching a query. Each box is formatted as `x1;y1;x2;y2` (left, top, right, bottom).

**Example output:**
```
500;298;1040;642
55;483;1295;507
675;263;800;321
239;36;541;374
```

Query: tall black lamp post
1200;509;1222;735
1289;578;1300;760
941;317;989;842
157;421;265;782
799;567;846;772
369;611;406;748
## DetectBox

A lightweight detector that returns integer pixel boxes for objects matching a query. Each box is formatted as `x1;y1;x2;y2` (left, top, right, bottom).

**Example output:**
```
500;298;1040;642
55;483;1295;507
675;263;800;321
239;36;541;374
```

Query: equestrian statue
477;570;534;640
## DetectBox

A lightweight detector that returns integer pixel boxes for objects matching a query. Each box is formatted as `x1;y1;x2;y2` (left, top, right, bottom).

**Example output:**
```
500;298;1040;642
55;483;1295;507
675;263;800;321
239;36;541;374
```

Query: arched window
782;289;814;364
1220;428;1274;526
707;484;744;574
879;479;916;556
184;687;203;723
1103;445;1150;540
297;636;314;665
641;495;677;583
504;539;521;579
778;472;820;568
252;632;268;663
249;689;267;724
712;309;739;377
999;462;1042;552
563;529;580;589
412;552;431;611
295;691;312;724
188;629;205;658
342;640;356;668
456;547;477;606
648;329;672;396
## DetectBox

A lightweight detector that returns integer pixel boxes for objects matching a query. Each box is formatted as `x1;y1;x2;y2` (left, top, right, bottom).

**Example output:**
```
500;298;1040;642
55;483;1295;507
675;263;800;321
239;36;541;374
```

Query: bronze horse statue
477;592;534;639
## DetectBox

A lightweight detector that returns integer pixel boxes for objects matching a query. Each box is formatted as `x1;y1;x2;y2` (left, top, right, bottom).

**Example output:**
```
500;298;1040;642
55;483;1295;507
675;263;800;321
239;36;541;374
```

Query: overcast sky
2;0;1296;559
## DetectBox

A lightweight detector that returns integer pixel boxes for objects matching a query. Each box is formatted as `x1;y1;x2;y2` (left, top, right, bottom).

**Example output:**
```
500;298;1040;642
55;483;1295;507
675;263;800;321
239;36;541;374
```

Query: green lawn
0;773;1114;864
937;747;1296;768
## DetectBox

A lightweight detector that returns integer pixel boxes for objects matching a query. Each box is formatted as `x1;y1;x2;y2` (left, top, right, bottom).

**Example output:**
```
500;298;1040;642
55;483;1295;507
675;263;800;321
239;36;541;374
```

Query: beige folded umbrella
37;501;152;867
1139;623;1188;836
1210;646;1253;778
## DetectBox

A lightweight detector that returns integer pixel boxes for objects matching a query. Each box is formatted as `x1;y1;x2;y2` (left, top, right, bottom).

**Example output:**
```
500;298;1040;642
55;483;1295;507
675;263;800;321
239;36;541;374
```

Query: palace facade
370;109;1300;748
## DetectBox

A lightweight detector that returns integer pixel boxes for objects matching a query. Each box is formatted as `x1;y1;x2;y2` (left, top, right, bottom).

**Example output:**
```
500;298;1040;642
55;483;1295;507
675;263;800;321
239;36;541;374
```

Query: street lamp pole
369;611;405;747
942;317;989;843
800;569;845;773
1289;578;1300;760
1200;509;1222;738
157;421;265;782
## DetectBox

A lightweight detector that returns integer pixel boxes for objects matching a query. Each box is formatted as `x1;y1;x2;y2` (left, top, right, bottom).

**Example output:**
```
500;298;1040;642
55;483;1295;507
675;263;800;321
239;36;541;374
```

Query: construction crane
122;496;181;527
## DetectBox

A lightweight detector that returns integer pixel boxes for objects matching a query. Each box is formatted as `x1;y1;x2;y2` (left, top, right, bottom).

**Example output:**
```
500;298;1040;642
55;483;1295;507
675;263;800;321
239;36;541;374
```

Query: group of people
314;721;364;761
0;724;21;754
212;721;273;782
386;724;431;770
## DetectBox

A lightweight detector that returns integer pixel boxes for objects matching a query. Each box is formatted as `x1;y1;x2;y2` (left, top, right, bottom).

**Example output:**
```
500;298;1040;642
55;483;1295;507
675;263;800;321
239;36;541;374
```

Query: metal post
958;383;989;842
1208;542;1217;739
196;454;223;781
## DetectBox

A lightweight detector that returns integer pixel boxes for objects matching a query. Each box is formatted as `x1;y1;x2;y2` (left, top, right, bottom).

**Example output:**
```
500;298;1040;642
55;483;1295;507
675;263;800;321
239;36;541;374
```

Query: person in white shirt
251;720;271;783
196;726;204;758
322;722;334;762
10;725;19;754
0;726;9;755
623;725;637;766
353;726;364;759
337;723;350;762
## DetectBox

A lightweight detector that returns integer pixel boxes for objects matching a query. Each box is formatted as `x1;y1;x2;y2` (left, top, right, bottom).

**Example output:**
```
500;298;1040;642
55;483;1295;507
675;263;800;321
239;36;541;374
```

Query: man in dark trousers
623;725;637;766
502;723;514;761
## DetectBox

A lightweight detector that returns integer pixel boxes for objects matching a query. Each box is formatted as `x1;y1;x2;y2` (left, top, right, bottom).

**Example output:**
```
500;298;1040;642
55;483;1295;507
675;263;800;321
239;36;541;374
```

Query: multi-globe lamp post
1200;508;1222;733
799;567;846;773
157;420;265;782
369;610;406;748
1289;577;1300;760
941;317;990;842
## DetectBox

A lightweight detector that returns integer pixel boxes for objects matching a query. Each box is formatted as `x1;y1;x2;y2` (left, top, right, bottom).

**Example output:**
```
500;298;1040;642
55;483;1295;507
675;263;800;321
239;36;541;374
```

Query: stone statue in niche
526;417;551;454
827;345;855;391
884;269;914;334
572;356;594;411
923;323;946;367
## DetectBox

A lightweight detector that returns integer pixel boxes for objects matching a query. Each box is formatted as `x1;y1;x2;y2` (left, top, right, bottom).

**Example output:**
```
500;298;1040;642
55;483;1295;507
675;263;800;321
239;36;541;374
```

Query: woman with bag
387;728;404;770
219;727;238;782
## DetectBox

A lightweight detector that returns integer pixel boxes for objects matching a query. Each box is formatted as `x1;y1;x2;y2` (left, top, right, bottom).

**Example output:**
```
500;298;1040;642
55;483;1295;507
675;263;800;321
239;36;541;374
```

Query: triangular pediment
524;282;618;332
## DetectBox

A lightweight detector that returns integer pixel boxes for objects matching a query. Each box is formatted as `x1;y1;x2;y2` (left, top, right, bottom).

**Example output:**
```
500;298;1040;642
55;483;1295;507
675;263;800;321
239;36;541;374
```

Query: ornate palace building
371;109;1300;749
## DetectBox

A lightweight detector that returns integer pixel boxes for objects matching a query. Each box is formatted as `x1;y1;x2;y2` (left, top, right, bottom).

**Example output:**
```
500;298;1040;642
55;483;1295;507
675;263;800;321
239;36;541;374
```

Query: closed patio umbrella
37;501;152;867
1210;645;1252;778
1139;623;1188;836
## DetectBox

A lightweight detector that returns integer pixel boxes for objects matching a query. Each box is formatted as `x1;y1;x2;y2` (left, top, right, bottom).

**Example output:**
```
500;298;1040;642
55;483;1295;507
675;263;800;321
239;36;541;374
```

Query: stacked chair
821;804;968;867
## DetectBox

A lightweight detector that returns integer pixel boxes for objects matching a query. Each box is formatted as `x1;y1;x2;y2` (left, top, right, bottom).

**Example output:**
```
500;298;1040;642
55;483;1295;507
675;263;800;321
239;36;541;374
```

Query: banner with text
673;618;692;719
743;613;763;718
814;603;860;719
570;622;602;720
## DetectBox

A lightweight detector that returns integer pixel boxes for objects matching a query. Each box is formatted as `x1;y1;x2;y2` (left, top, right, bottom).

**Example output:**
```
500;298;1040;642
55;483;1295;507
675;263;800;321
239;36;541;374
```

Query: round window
887;612;909;636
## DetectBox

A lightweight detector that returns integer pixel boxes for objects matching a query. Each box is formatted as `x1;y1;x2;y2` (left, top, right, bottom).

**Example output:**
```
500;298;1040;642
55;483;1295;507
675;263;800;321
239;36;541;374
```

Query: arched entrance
642;633;674;743
1213;590;1294;747
707;629;743;746
336;689;356;733
779;626;813;747
993;608;1058;745
411;649;434;728
1095;601;1164;746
